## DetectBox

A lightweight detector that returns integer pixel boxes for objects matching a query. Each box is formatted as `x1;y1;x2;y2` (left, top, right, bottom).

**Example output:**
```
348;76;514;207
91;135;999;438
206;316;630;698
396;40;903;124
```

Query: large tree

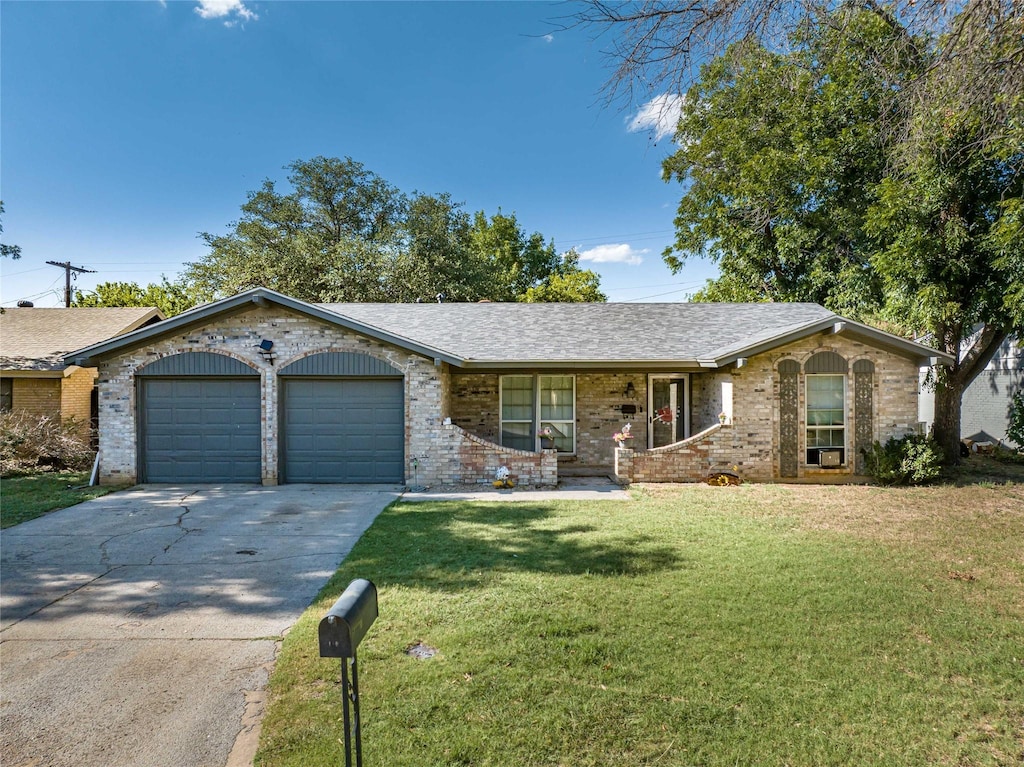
185;156;407;302
572;0;1021;158
577;3;1022;461
185;156;604;303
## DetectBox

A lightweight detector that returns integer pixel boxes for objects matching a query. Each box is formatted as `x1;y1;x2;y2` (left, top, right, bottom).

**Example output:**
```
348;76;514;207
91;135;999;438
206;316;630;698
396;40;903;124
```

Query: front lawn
0;471;122;528
258;482;1024;767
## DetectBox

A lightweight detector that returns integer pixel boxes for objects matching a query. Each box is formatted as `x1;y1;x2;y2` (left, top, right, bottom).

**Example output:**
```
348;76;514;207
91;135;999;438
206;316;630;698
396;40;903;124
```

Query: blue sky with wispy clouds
1;0;715;306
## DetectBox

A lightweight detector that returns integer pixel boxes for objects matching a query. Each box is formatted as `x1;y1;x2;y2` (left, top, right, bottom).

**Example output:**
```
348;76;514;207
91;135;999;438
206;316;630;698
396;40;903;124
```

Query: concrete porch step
557;465;614;478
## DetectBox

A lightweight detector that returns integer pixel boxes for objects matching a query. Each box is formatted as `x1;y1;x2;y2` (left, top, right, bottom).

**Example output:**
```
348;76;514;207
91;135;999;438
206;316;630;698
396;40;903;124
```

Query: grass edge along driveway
258;482;1024;767
0;471;125;529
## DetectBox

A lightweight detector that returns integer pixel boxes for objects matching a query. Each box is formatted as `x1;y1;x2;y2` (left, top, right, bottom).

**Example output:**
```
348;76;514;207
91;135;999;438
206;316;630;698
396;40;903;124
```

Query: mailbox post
319;579;378;767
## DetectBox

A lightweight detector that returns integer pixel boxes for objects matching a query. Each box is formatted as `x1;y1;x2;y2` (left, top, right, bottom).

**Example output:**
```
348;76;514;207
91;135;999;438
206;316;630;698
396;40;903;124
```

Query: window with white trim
806;374;846;465
500;374;576;453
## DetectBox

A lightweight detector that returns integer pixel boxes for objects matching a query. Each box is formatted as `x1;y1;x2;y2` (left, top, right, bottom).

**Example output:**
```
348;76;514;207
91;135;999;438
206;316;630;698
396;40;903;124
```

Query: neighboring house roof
64;287;953;370
1;307;165;372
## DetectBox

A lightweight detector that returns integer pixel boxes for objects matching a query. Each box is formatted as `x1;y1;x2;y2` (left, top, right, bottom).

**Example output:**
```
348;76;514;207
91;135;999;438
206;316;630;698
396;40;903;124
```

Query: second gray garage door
281;378;404;483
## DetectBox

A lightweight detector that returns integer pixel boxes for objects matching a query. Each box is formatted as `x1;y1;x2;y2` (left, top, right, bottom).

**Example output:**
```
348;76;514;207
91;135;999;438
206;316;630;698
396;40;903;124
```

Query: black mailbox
319;579;378;658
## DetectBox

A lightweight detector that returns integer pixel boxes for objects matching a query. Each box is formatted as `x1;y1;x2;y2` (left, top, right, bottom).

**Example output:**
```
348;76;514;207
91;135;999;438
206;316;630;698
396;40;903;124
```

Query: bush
862;434;943;486
0;413;95;477
1008;391;1024;449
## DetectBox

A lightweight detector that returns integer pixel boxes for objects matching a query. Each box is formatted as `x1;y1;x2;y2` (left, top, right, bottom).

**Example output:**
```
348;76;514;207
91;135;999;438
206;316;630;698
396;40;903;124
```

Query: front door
648;375;689;448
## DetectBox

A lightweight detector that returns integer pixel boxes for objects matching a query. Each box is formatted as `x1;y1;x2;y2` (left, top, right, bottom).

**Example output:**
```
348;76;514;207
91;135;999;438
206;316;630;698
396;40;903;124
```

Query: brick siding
12;378;60;418
95;307;556;487
451;371;648;471
60;367;97;432
613;331;921;483
431;424;556;486
95;310;922;486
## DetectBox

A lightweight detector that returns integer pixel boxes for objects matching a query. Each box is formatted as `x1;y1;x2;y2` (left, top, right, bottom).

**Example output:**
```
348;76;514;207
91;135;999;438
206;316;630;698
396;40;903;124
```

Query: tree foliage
0;201;21;260
184;156;603;303
662;14;904;316
72;278;200;317
519;250;607;302
573;0;1021;161
584;4;1021;461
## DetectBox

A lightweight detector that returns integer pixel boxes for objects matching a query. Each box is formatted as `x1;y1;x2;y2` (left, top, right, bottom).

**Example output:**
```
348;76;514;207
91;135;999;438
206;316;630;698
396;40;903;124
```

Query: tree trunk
932;378;964;464
930;322;1009;464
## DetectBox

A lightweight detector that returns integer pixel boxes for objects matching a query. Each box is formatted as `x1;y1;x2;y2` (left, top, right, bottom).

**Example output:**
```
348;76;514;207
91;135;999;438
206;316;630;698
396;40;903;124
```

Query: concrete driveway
0;483;400;767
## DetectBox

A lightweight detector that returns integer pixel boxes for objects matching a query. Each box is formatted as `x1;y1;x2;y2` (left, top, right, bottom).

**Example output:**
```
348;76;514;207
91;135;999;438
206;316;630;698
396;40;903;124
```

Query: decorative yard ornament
493;465;515;489
613;423;634;448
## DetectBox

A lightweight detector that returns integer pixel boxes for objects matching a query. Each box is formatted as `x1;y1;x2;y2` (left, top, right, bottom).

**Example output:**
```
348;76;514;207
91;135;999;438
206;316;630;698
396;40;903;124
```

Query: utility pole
46;261;96;307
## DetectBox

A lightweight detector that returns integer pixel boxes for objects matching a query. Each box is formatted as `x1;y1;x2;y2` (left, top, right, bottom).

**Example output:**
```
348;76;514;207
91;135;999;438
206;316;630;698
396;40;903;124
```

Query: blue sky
1;0;716;307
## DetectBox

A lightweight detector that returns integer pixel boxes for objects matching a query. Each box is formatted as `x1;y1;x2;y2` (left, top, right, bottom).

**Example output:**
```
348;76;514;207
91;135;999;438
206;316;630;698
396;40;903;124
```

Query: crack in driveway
1;485;397;767
156;493;200;560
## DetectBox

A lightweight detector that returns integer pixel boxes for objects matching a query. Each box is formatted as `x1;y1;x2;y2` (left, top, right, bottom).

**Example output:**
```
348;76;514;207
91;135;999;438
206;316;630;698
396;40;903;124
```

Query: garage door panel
141;378;260;483
282;378;403;483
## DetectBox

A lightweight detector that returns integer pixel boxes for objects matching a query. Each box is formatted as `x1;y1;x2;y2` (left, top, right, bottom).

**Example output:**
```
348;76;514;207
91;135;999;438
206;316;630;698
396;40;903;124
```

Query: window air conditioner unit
819;449;842;467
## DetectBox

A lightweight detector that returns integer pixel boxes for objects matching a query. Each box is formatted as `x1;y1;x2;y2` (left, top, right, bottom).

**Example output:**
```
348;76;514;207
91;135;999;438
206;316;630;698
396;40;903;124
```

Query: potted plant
537;426;555;450
718;412;728;425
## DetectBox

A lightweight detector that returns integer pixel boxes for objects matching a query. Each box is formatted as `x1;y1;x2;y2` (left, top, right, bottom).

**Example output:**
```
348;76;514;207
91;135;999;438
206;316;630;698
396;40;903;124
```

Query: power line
622;286;700;302
0;266;50;278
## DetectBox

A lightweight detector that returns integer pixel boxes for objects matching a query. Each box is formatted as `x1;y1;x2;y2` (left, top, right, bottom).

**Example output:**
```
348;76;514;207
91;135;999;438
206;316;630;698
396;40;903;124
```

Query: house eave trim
62;288;464;367
709;316;956;368
455;359;707;371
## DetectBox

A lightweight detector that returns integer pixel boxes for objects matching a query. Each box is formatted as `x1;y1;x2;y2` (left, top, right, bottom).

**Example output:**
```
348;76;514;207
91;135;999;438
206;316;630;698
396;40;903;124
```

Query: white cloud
578;243;648;266
543;34;554;43
628;93;685;142
194;0;257;25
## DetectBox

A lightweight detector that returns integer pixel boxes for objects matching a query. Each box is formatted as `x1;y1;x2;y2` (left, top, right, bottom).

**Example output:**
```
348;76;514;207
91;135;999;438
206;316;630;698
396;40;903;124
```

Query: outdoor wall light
258;339;275;365
624;381;637;399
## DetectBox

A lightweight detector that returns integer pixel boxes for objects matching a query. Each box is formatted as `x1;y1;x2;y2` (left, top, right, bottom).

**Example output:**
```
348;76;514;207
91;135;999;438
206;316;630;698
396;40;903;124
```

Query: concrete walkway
402;477;632;503
0;484;400;767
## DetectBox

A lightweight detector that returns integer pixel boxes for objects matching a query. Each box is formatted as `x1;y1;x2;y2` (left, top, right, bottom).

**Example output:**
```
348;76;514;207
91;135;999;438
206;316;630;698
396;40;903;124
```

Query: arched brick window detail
778;359;801;477
852;360;875;473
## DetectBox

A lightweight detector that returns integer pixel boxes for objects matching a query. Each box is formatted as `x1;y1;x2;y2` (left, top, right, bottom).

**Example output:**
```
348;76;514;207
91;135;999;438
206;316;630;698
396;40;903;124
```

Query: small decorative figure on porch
613;423;633;448
719;411;728;425
493;465;515;489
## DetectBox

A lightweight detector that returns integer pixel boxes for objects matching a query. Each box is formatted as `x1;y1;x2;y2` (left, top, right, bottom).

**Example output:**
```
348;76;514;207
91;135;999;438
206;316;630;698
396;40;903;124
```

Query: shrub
0;413;95;477
1008;391;1024;449
862;434;943;486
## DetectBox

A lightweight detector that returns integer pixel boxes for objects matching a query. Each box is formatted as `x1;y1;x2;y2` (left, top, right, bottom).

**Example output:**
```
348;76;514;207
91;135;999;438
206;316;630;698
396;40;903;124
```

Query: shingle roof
319;302;837;364
1;307;164;371
63;288;950;369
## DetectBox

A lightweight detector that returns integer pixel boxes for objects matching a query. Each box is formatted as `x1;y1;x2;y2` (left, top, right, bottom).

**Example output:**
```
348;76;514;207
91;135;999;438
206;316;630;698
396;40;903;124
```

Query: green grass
258;484;1024;767
0;470;123;528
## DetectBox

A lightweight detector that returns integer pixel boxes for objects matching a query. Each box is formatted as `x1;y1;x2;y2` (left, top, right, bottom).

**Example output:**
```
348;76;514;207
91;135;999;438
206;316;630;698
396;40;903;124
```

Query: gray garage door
281;378;404;483
140;378;261;483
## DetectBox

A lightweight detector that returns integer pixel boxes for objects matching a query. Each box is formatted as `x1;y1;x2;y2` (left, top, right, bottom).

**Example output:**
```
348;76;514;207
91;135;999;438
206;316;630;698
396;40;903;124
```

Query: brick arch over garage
137;351;260;376
136;352;262;483
277;351;401;377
